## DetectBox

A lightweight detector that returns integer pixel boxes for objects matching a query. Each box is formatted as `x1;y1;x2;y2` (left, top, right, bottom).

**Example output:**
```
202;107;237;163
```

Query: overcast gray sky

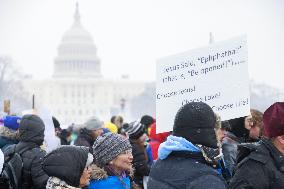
0;0;284;89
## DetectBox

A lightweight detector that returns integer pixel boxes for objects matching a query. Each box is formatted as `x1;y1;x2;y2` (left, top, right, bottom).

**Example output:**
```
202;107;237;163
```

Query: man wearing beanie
74;117;104;151
4;114;48;189
148;102;227;189
229;102;284;189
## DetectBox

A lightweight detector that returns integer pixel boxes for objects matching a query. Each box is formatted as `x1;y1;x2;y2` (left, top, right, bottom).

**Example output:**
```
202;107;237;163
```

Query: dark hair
221;121;231;131
110;116;116;123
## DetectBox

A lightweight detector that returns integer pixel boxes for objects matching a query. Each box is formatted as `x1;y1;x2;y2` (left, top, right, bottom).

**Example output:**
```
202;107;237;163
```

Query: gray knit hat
93;133;132;167
84;117;104;131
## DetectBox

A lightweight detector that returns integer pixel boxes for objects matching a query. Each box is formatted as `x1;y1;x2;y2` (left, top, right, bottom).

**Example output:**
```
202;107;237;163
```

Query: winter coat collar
90;164;108;180
15;141;38;152
159;135;222;167
237;139;284;173
224;131;246;144
262;139;284;172
46;177;80;189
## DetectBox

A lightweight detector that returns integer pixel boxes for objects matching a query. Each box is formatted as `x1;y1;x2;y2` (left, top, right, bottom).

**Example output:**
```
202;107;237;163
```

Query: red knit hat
263;102;284;138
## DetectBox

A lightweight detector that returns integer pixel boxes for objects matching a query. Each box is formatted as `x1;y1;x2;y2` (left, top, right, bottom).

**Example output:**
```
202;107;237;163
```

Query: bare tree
0;56;30;114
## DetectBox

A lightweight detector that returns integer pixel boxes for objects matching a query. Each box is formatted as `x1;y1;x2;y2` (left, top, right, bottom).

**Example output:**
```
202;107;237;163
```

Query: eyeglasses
123;150;132;155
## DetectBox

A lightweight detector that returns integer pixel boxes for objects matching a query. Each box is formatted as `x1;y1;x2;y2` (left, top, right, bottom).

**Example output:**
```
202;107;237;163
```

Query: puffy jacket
15;114;48;189
229;139;284;189
89;176;130;189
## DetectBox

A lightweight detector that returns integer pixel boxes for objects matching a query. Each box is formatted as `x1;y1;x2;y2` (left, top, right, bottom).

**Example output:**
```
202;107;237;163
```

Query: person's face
111;150;133;172
91;128;104;139
114;118;123;129
79;167;92;187
216;128;227;143
244;115;253;130
249;126;261;139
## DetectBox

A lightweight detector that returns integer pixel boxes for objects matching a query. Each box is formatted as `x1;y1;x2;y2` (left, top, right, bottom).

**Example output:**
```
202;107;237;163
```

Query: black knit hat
140;115;154;128
126;121;145;140
173;102;218;148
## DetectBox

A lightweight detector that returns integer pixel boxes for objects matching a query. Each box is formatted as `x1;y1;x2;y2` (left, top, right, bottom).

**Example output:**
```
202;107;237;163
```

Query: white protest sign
156;35;250;133
38;107;61;153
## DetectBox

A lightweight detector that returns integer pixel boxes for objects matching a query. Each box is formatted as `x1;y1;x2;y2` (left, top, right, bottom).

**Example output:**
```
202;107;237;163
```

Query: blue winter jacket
89;176;130;189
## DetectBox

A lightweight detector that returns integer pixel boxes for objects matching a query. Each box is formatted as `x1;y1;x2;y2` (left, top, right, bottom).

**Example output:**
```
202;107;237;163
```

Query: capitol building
23;4;147;125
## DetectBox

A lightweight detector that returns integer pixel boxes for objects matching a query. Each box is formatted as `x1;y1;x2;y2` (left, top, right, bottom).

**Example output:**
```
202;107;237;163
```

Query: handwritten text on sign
156;35;250;133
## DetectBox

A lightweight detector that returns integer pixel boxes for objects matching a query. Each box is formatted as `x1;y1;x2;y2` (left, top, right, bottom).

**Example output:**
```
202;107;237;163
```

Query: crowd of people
0;101;283;189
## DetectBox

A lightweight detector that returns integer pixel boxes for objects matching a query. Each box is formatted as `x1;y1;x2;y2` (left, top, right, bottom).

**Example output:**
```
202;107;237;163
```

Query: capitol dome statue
53;3;102;78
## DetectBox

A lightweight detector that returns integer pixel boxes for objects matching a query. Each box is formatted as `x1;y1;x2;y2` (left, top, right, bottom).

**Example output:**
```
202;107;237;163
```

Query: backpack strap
15;144;38;189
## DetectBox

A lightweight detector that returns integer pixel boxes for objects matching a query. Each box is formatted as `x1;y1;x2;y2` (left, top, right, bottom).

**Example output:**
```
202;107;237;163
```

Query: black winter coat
229;139;284;189
148;151;227;189
14;142;48;189
14;114;48;189
131;141;150;187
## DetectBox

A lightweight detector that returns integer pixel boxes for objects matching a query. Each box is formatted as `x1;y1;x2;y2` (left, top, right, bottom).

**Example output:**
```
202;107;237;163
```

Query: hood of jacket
42;146;89;187
158;135;200;160
18;114;45;145
0;126;19;140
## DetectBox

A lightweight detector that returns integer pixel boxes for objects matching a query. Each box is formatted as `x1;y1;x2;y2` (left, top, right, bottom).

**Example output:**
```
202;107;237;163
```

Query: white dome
61;20;94;44
53;3;102;78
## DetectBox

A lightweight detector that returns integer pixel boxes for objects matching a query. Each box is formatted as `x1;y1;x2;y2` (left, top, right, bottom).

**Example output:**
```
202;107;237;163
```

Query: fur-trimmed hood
0;126;19;140
90;164;134;180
